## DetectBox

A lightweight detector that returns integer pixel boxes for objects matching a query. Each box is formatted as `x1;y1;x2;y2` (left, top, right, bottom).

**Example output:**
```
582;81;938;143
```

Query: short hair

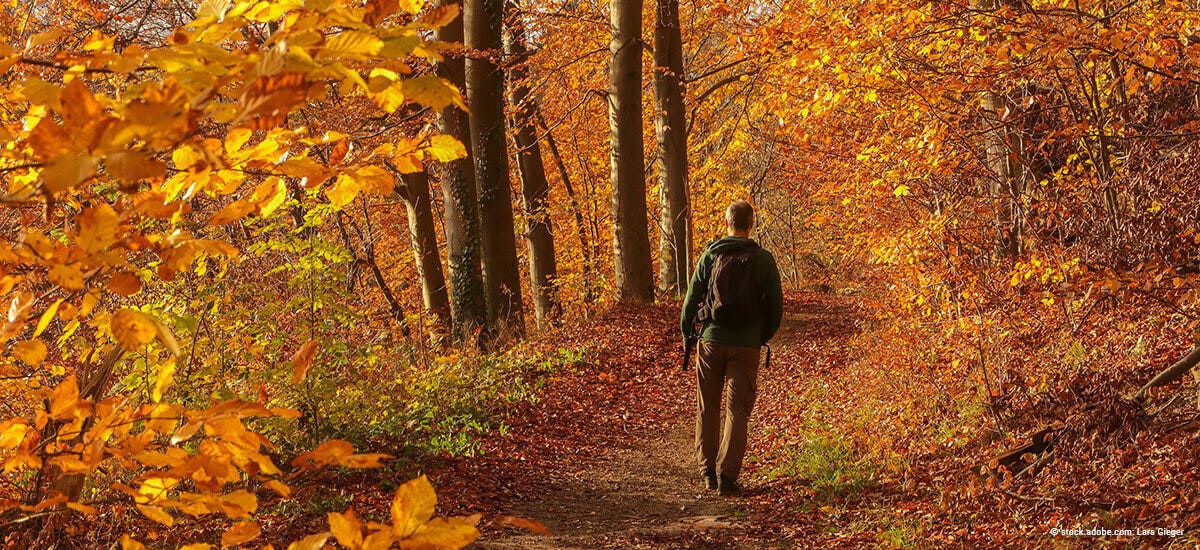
726;200;754;231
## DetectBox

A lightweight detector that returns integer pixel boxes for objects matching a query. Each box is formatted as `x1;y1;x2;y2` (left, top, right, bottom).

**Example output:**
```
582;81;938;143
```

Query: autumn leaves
1;0;488;546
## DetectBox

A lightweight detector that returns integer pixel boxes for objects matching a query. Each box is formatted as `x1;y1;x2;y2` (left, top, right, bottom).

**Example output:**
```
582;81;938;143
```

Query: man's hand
681;335;697;371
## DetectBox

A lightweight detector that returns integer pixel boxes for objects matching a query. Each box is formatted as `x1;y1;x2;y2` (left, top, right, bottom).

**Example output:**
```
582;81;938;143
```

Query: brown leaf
497;515;551;534
292;339;318;384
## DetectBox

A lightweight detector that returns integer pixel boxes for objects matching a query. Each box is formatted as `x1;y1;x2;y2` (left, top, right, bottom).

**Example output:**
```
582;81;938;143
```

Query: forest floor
415;292;873;549
101;289;1200;548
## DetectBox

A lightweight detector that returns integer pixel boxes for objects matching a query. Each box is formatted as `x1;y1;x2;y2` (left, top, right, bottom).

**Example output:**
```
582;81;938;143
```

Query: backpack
698;241;763;325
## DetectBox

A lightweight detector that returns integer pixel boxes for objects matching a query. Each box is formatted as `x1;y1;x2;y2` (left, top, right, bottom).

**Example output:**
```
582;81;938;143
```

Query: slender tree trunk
434;0;488;343
399;171;452;332
466;0;525;340
976;0;1023;258
653;0;689;297
609;0;654;302
538;113;596;315
504;7;560;328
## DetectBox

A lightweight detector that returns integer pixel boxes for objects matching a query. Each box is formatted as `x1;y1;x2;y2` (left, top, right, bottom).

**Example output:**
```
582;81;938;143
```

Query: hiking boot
717;474;744;496
702;469;718;490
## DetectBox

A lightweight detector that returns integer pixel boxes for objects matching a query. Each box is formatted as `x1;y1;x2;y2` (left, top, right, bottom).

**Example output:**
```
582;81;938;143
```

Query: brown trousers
694;340;760;481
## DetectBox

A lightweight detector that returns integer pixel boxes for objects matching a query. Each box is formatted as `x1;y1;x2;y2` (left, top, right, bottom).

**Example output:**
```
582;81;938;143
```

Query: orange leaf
497;515;551;534
329;508;364;548
292;339;318;384
221;520;261;547
286;533;331;550
107;272;142;296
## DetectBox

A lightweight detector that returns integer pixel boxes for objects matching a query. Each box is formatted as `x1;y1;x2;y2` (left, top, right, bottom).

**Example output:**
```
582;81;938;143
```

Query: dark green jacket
680;236;784;348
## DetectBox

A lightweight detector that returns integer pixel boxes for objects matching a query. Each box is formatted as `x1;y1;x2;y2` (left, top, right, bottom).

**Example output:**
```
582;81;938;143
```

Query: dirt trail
449;294;860;549
474;425;746;549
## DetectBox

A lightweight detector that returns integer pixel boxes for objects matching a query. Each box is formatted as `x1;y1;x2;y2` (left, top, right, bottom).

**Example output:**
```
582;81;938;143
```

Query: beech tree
608;0;655;303
653;0;690;297
433;0;490;342
505;4;561;327
466;0;526;338
397;171;453;330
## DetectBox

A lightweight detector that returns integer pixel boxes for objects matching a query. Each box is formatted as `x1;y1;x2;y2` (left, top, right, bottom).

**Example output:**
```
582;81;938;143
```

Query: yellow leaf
120;535;147;550
369;81;406;113
292;339;318;384
403;517;480;549
77;203;119;255
195;0;232;20
391;154;423;174
13;339;48;366
172;145;204;172
321;30;384;59
137;477;178;504
137;504;174;526
400;77;465;112
290;439;354;470
424;135;466;162
326;174;361;208
392;475;437;537
111;309;157;350
893;184;910;197
329;508;364;549
287;533;331;550
108;272;142;296
279;157;331;184
21;77;61;108
355;166;395;195
152;360;175;402
48;263;86;291
0;421;29;449
265;479;292;497
250;177;288;218
210;199;255;226
398;0;425;14
59;78;104;132
180;544;213;550
33;299;63;337
79;289;101;317
49;374;80;420
220;489;259;517
221;520;261;547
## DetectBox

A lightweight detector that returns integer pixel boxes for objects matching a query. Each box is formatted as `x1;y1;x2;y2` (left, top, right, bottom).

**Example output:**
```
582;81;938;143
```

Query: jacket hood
707;236;759;256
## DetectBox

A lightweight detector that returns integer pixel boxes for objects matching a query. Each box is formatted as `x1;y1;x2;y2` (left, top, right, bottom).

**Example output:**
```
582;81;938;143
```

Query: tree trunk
434;0;489;344
653;0;689;297
466;0;525;340
504;7;561;328
609;0;655;302
399;171;452;332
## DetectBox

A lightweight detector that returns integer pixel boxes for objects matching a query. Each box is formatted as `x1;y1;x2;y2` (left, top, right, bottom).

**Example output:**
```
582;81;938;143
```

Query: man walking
680;200;784;496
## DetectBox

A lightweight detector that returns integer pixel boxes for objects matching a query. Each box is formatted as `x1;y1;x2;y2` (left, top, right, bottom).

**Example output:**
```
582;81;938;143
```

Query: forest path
447;292;862;549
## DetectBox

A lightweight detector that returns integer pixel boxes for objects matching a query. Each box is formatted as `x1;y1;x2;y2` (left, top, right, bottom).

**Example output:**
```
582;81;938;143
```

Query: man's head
725;200;754;236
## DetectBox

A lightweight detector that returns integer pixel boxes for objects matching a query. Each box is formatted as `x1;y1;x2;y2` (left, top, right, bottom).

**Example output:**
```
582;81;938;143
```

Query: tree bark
1135;344;1200;400
609;0;655;302
398;171;452;331
504;7;561;328
653;0;690;297
466;0;526;340
434;0;489;344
